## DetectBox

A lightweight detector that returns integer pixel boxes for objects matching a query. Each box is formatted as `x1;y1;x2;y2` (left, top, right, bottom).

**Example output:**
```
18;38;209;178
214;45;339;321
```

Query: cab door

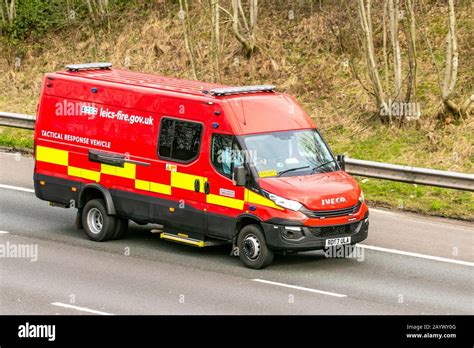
204;133;246;239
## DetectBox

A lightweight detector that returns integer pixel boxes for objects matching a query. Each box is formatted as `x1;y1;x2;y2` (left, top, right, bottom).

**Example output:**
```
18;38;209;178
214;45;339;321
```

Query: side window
211;134;243;178
158;118;175;158
158;117;203;163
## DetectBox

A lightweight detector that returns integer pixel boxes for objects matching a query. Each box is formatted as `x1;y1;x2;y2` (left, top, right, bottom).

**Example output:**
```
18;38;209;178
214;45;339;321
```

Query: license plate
325;237;351;247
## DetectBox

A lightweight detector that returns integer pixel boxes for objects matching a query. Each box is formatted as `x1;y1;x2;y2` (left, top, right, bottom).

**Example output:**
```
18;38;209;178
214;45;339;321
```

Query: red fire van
33;63;368;269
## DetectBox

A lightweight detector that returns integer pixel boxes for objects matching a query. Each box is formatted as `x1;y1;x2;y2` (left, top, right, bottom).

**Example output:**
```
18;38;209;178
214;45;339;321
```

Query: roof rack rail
208;85;276;96
66;62;112;72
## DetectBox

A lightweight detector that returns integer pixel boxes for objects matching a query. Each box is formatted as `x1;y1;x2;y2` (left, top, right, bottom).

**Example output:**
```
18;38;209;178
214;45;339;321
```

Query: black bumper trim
262;217;369;251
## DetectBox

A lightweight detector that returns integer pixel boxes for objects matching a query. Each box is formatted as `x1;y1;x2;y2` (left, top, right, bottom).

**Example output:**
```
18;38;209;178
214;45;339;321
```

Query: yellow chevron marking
101;162;136;179
36;146;68;166
171;171;207;193
245;189;284;210
68;166;100;182
207;194;244;210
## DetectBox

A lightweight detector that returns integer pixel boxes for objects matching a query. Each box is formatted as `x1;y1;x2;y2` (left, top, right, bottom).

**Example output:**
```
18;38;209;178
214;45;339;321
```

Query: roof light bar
66;62;112;72
209;85;276;96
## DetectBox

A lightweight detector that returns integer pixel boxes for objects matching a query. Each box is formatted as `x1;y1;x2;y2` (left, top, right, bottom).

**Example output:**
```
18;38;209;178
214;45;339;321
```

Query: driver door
204;133;246;239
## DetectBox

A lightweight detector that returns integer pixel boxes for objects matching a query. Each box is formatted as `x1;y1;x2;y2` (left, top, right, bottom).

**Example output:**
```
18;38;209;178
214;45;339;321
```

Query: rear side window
158;117;203;163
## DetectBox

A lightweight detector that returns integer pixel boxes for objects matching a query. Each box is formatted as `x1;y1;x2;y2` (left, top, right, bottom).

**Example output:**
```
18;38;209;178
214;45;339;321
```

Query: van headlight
359;191;365;203
267;192;303;211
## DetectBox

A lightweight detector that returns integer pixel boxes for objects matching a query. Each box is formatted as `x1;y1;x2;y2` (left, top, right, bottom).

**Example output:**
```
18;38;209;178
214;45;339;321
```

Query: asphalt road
0;151;473;314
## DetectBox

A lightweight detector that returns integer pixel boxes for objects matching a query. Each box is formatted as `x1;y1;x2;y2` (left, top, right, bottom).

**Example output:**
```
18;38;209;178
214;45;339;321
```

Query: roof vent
66;62;112;72
208;85;276;96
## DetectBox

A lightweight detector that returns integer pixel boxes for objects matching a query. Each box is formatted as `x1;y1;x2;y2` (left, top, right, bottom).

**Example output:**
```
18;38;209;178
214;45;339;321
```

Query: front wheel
237;224;274;269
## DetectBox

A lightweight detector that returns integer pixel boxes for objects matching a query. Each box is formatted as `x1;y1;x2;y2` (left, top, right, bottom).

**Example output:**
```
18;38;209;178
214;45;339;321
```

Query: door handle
194;179;200;192
88;150;125;167
204;181;210;195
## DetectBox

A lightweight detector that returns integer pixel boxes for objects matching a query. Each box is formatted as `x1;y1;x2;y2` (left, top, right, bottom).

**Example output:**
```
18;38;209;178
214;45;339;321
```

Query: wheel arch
78;183;116;215
233;213;262;240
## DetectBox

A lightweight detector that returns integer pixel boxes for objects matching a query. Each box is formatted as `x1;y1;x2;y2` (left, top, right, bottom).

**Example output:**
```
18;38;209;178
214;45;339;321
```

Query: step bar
157;231;227;248
160;232;205;247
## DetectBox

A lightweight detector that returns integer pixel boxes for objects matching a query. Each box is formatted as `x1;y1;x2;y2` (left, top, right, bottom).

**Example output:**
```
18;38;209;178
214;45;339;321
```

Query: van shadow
67;222;357;270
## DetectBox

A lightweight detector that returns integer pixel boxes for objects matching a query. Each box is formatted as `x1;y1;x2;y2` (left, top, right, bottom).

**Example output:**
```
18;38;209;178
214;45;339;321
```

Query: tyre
74;209;83;230
237;224;274;269
112;217;128;240
82;199;116;242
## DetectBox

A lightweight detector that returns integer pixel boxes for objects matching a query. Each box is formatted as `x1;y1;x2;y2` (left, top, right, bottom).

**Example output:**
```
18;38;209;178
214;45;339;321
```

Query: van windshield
241;129;337;178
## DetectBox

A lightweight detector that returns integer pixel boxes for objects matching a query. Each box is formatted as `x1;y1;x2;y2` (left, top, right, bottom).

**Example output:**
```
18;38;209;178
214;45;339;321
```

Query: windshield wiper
311;160;336;174
276;166;310;177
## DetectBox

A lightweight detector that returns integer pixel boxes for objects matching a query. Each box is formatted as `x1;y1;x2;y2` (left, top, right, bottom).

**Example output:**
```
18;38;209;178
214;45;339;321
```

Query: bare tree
382;0;389;92
441;0;473;119
1;3;5;25
357;0;386;109
179;0;198;79
210;0;220;81
3;0;15;24
352;0;421;123
388;0;402;100
85;0;109;22
405;0;417;101
231;0;258;58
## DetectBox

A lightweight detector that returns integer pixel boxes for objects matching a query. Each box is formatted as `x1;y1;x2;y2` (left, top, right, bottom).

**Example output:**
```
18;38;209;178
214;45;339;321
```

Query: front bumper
262;212;369;251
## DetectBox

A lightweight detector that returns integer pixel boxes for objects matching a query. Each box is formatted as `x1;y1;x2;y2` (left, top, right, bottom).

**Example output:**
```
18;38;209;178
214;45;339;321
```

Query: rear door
153;116;207;234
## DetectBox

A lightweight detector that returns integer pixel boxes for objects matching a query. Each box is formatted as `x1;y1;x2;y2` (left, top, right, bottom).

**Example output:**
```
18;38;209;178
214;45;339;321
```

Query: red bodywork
34;68;368;235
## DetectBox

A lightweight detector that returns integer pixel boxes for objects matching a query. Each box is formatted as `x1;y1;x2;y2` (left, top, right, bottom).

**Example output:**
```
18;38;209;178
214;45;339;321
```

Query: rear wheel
82;199;116;242
112;217;128;240
237;224;274;269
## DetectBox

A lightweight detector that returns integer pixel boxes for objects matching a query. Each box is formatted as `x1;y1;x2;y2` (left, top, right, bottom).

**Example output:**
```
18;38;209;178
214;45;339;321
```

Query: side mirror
336;154;345;171
233;166;247;186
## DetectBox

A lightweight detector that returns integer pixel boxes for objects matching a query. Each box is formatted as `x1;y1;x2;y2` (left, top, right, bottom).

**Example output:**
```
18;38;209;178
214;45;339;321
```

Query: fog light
282;226;304;241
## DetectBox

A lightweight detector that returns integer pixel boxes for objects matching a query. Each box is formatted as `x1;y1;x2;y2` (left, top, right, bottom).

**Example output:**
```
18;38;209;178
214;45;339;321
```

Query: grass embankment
0;2;472;220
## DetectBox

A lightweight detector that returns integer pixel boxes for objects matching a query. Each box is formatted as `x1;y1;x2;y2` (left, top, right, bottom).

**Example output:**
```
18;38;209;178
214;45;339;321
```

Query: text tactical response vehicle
33;62;369;269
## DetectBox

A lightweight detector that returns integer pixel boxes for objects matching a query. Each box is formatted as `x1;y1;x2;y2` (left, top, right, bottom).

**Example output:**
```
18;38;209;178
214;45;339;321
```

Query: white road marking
51;302;114;315
0;230;9;234
0;184;34;193
358;244;474;267
0;183;472;267
252;279;347;298
369;208;472;230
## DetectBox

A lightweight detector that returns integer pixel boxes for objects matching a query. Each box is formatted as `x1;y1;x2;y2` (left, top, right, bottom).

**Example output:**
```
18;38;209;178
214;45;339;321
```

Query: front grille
301;201;361;218
307;221;360;238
